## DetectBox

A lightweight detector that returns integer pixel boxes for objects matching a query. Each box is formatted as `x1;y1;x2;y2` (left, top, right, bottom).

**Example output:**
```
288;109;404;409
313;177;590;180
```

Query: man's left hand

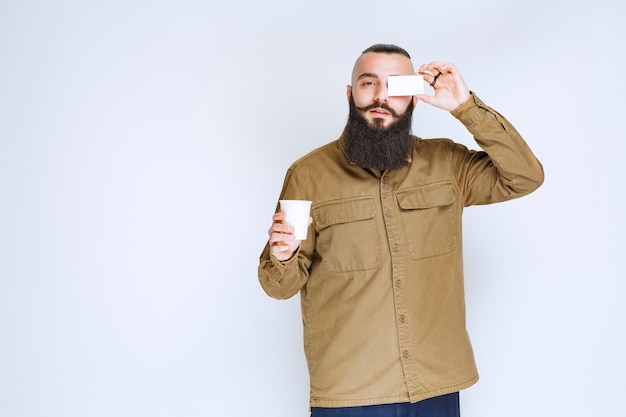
416;62;471;112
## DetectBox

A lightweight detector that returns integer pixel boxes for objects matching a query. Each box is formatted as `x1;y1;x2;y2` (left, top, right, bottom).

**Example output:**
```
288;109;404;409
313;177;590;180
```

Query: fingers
418;62;457;77
267;212;314;260
417;62;459;87
268;211;299;260
268;211;294;241
268;213;313;238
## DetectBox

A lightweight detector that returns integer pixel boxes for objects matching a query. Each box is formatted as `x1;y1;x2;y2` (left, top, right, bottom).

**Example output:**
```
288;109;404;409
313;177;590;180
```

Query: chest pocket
312;196;381;273
396;181;457;260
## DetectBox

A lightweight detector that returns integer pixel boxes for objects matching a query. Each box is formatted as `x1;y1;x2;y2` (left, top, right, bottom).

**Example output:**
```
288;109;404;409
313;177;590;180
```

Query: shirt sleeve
258;168;314;300
450;92;544;206
258;243;310;299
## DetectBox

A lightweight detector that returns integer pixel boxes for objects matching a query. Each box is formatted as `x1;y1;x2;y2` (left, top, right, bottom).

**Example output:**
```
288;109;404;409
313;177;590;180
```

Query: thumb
415;93;436;106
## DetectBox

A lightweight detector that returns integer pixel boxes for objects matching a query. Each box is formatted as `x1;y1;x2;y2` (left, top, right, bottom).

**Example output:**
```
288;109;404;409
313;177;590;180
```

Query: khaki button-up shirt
258;93;544;408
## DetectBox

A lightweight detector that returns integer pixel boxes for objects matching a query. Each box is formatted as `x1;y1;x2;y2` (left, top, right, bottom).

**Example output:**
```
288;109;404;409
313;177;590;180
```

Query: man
258;44;543;417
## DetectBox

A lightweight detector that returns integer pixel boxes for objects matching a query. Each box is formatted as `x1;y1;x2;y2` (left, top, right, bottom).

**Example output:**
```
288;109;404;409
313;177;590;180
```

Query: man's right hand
268;211;304;261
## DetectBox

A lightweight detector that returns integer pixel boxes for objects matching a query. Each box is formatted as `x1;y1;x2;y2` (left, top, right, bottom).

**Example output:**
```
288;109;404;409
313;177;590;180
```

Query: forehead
351;52;415;82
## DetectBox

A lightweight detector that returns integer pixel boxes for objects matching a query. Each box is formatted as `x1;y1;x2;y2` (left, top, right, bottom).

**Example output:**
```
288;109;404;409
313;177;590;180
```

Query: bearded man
258;44;544;417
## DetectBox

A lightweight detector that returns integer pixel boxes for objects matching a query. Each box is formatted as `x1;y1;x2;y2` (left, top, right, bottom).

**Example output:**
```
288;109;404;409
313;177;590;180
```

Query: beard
342;95;414;171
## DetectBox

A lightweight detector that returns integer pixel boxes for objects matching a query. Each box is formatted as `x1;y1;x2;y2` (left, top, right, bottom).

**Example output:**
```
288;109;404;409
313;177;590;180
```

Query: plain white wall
1;0;624;416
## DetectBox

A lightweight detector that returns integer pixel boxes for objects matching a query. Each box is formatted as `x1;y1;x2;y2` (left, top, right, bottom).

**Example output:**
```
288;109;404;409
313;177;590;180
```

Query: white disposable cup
279;200;312;240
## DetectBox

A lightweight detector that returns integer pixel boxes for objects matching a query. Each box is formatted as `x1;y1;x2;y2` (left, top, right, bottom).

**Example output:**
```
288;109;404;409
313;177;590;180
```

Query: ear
412;95;418;108
346;85;352;102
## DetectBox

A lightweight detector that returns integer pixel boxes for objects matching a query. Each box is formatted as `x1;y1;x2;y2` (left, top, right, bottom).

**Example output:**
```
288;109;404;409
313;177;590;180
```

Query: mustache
355;101;401;118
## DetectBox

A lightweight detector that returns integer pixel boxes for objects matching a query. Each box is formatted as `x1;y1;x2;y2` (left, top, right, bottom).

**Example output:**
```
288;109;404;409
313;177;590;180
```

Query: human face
347;52;418;128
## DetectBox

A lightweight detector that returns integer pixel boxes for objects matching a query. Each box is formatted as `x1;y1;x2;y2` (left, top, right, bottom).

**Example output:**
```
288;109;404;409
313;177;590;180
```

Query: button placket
380;172;416;390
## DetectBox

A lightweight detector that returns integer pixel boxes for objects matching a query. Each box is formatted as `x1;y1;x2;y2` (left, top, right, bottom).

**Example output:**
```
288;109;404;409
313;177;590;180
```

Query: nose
374;82;389;103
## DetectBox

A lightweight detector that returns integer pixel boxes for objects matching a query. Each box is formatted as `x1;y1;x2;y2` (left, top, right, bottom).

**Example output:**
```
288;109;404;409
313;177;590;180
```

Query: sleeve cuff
450;92;489;127
267;246;301;284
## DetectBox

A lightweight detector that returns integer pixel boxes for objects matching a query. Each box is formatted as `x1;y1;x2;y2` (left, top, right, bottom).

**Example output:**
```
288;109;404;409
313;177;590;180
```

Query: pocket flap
396;181;455;209
313;196;375;227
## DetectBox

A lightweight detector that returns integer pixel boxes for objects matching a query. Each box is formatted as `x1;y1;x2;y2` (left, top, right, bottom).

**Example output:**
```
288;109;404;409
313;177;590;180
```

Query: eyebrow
357;72;380;80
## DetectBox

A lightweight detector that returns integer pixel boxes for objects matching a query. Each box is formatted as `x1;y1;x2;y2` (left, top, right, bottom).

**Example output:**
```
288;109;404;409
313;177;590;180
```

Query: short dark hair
362;44;411;59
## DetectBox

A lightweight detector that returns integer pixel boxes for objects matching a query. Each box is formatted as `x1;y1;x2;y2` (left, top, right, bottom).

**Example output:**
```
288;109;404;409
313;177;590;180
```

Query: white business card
388;75;424;96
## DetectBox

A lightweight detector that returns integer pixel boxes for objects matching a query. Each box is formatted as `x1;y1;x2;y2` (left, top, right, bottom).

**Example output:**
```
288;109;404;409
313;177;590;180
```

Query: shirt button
395;280;402;288
399;315;406;323
392;244;400;251
385;209;392;216
402;350;410;358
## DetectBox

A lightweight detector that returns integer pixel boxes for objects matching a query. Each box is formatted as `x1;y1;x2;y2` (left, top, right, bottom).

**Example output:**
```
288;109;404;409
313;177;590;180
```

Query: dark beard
343;96;414;171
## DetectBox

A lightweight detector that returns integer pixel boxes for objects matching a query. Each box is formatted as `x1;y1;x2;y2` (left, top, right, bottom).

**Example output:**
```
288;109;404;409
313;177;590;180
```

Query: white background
1;1;624;416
